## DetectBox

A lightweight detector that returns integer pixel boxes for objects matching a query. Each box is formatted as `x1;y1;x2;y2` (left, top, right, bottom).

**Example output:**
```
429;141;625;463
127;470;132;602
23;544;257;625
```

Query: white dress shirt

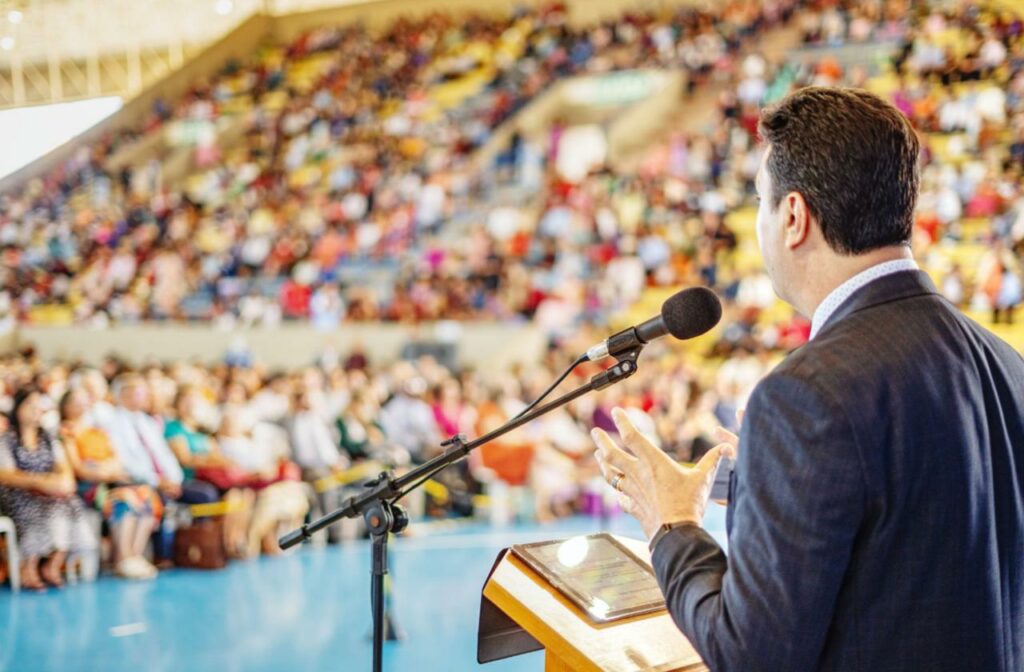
100;407;184;486
810;259;920;339
289;411;343;470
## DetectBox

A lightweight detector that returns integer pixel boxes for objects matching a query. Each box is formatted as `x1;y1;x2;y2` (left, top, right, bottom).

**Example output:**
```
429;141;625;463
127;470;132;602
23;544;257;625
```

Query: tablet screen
511;533;666;623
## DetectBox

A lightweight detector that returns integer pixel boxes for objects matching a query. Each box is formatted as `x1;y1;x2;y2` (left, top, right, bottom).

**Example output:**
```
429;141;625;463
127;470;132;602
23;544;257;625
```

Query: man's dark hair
758;86;920;255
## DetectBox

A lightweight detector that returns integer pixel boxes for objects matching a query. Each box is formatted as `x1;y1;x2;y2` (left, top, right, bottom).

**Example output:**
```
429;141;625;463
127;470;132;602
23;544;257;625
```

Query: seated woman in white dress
0;388;97;591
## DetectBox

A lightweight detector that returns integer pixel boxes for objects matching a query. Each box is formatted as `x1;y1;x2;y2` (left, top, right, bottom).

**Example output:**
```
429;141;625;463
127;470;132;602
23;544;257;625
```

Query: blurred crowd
0;1;1019;336
0;0;800;327
3;0;1019;336
0;335;771;588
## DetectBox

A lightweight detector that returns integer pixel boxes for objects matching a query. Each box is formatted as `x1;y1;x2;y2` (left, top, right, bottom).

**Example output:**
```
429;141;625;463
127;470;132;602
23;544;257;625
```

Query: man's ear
782;191;812;250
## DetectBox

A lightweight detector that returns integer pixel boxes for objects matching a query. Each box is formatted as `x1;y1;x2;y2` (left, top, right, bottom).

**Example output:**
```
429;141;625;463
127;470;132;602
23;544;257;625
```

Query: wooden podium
477;535;707;671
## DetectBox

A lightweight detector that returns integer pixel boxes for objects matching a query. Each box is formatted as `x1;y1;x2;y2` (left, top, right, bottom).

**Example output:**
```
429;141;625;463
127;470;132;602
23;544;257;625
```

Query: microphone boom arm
279;345;643;549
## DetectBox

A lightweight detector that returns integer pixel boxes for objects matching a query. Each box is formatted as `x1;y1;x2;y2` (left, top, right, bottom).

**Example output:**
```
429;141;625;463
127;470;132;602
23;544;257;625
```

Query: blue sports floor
0;506;728;672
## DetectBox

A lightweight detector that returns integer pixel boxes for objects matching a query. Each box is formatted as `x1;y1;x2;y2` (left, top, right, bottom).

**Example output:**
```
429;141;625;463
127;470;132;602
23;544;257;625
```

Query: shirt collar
810;258;920;339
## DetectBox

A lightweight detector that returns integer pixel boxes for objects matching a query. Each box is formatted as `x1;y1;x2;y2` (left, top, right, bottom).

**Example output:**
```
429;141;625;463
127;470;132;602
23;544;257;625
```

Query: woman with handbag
60;388;162;580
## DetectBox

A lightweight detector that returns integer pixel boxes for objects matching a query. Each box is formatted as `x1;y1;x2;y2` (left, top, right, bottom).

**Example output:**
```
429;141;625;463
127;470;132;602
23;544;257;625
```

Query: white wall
12;322;547;370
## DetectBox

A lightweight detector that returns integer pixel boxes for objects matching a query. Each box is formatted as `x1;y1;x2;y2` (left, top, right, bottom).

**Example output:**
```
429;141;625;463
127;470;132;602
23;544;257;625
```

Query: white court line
109;623;147;638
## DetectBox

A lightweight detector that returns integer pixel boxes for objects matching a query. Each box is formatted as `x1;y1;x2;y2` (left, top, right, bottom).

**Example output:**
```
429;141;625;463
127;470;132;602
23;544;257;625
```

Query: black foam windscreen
661;287;723;340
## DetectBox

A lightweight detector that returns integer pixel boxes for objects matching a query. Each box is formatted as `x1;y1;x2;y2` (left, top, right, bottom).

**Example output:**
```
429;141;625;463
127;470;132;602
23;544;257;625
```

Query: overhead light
7;10;22;25
0;37;14;51
214;0;233;15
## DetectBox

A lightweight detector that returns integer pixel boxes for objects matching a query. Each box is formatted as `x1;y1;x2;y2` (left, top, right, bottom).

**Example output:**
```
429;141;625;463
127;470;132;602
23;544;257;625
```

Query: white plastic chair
0;515;19;592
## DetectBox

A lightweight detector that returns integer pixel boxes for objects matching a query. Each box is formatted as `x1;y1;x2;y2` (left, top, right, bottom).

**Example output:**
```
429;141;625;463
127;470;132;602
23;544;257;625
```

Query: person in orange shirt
475;390;534;489
60;388;163;580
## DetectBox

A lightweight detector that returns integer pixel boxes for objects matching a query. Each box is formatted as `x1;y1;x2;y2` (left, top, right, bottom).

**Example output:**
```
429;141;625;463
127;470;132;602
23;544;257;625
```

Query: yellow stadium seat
26;304;75;326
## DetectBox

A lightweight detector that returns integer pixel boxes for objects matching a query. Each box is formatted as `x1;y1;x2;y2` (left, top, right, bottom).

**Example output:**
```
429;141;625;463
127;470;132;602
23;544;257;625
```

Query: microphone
584;287;722;362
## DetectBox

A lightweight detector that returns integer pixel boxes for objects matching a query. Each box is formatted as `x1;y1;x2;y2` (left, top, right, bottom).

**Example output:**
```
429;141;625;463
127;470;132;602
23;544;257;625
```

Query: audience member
0;388;97;590
60;388;162;579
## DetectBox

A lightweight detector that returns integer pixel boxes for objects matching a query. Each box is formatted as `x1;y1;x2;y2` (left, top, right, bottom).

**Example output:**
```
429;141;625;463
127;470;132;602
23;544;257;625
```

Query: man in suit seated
593;87;1024;671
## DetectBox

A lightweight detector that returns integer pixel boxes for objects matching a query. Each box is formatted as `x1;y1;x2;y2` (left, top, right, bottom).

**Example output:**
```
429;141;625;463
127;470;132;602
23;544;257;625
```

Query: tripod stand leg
362;498;410;670
371;532;386;672
383;574;405;641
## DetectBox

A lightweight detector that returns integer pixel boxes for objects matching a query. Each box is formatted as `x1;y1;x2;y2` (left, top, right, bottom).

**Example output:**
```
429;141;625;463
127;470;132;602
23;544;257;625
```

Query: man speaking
592;87;1023;671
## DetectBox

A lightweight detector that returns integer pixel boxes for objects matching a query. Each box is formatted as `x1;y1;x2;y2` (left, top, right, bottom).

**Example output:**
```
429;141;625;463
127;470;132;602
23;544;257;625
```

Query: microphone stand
279;347;644;672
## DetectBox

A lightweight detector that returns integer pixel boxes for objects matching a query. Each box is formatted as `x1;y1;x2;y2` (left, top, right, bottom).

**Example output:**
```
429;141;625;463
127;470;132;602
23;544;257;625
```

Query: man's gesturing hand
592;407;724;539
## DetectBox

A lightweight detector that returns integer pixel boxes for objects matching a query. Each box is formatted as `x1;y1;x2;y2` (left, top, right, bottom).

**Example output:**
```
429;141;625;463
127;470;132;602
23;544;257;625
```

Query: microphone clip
590;346;642;391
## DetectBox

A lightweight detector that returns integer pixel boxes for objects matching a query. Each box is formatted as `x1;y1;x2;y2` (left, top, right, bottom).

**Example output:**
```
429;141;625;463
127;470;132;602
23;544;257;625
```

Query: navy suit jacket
651;271;1024;671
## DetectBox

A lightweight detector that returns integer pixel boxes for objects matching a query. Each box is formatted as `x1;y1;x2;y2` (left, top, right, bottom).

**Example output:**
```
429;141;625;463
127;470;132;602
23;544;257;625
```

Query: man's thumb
694;444;723;478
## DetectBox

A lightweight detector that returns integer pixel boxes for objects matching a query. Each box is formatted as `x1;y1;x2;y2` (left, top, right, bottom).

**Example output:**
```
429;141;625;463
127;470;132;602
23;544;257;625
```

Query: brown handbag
173;518;227;570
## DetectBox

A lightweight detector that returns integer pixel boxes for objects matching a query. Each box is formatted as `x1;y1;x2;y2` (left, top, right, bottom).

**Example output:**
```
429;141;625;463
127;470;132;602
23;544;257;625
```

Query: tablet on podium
478;532;707;671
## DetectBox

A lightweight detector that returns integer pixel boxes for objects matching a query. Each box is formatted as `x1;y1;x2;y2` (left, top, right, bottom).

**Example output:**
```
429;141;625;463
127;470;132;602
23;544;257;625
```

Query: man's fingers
610;407;662;462
693;444;724;482
713;426;738;445
716;441;737;460
591;428;637;478
592;428;649;505
611;468;644;501
618;493;635;514
713;426;739;460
